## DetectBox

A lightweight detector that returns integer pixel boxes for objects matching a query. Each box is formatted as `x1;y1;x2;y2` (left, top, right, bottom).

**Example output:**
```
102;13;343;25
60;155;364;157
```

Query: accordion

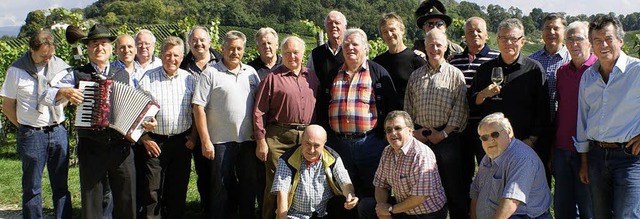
75;79;160;142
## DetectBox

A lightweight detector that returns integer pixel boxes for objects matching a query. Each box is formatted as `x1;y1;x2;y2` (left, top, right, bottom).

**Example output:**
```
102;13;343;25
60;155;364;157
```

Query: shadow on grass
0;151;19;160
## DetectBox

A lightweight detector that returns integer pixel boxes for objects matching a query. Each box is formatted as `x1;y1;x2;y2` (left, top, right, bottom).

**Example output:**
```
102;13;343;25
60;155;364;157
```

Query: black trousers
138;131;192;219
77;129;136;219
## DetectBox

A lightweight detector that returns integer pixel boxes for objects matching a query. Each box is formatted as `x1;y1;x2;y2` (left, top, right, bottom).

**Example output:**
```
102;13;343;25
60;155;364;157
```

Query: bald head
115;34;136;64
464;17;488;52
301;125;327;161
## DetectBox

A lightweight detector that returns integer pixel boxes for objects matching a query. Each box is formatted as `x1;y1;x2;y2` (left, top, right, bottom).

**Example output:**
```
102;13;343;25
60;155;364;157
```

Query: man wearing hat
53;24;137;218
413;0;463;60
1;30;72;219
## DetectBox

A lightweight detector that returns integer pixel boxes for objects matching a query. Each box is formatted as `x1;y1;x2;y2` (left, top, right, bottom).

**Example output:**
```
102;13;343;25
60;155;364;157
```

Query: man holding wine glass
468;18;550;150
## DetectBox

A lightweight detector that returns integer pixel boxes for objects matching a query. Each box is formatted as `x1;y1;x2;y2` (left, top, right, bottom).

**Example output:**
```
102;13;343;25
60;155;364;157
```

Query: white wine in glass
491;67;503;100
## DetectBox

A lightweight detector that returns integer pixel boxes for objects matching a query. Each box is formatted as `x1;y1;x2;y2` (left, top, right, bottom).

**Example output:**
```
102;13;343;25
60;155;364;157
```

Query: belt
21;123;62;132
275;123;309;131
592;140;627;149
336;131;370;140
148;129;191;140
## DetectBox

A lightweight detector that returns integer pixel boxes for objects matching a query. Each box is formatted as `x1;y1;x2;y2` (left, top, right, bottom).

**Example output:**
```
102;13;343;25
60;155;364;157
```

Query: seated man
374;110;447;219
271;125;359;219
471;112;551;219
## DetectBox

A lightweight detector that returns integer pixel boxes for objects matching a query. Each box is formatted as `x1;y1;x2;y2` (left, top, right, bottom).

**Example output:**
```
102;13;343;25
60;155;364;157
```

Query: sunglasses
385;126;407;134
479;131;502;141
424;21;445;28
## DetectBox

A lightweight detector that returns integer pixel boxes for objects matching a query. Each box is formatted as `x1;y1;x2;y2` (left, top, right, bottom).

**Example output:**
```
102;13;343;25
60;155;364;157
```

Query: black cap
80;24;116;44
414;0;452;28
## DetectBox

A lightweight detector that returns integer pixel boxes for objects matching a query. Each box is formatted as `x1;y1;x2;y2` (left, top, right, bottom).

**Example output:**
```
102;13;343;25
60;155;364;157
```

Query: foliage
367;37;388;60
18;10;46;38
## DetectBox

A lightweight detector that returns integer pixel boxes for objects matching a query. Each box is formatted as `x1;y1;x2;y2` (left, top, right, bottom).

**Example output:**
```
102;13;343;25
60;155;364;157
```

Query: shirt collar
325;42;342;55
464;44;493;57
340;61;368;74
614;52;630;74
215;61;249;74
91;62;110;76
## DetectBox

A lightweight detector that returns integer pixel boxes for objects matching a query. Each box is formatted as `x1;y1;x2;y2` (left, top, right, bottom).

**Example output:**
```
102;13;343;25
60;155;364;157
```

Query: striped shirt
404;62;468;131
529;46;570;121
271;153;351;218
373;137;447;215
137;67;196;135
449;45;500;88
328;62;377;134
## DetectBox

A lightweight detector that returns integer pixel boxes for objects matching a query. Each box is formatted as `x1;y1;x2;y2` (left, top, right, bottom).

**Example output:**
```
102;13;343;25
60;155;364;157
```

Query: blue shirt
575;53;640;152
529;46;570;121
470;139;551;219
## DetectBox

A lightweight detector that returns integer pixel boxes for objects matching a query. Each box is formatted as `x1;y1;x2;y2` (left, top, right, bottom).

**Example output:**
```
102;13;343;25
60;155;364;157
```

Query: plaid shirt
373;137;447;214
271;153;351;218
137;67;196;135
404;62;468;131
329;62;377;134
529;46;570;121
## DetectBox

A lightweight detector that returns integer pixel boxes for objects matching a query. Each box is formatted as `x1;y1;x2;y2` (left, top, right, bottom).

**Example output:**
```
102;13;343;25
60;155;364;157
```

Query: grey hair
385;110;414;131
498;18;524;35
589;14;625;42
161;36;184;54
280;36;306;53
565;21;589;37
254;27;279;46
324;10;348;27
222;30;247;47
343;28;369;50
478;112;513;135
134;29;156;43
424;28;448;46
187;26;211;43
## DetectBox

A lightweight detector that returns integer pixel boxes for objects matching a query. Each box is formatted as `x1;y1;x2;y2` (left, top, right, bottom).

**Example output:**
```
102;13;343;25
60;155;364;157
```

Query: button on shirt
328;62;377;134
137;67;196;135
192;62;260;144
404;62;468;130
271;153;351;219
373;137;446;214
253;65;319;140
575;53;640;153
555;54;597;151
529;46;570;121
470;139;551;219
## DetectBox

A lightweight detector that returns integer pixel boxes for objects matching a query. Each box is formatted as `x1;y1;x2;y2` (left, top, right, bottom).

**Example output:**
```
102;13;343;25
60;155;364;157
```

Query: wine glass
491;67;503;100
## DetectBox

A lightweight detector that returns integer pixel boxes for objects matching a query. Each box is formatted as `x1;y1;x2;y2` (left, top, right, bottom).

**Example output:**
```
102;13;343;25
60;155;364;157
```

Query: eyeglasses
424;21;445;28
479;131;503;141
136;42;153;48
385;126;407;134
566;37;587;43
497;35;524;43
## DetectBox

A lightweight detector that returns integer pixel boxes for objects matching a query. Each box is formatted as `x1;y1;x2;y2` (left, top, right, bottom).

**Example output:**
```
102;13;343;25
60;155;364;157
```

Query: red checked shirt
373;137;447;215
328;62;378;134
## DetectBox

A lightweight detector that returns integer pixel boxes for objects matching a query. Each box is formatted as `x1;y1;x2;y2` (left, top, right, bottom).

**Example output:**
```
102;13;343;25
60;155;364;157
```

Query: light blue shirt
470;139;551;219
575;53;640;153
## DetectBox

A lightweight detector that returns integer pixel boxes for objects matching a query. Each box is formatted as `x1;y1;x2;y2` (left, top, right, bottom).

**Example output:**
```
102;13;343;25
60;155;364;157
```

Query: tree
508;6;523;19
18;10;46;38
529;8;545;29
486;4;510;32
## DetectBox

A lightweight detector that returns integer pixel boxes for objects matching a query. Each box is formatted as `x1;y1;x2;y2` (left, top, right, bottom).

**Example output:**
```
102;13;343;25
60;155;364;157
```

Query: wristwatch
388;205;393;214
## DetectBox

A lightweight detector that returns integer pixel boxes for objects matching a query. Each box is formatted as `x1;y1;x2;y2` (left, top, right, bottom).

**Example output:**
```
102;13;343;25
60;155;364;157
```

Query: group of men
3;0;640;218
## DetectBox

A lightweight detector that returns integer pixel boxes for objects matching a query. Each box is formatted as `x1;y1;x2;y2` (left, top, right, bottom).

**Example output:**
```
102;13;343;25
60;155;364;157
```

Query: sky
1;0;639;28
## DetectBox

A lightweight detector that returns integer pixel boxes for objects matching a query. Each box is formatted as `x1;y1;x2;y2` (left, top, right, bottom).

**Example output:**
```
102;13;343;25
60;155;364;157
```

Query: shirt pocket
357;84;373;103
488;174;504;206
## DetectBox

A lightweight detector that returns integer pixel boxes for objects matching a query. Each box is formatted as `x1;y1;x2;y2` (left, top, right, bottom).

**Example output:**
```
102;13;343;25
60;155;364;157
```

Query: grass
0;134;204;218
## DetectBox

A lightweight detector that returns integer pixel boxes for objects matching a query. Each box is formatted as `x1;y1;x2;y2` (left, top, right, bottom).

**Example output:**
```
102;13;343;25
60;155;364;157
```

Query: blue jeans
552;148;593;219
588;142;640;218
17;124;71;219
207;141;258;219
328;132;387;219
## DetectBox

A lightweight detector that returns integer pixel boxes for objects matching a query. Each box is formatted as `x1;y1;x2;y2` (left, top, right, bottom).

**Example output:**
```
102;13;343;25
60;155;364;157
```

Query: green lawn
0;134;203;218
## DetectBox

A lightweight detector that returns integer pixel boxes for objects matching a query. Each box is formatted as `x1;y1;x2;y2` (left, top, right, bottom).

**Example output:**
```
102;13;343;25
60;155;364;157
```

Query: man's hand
185;134;196;150
413;49;426;60
476;84;501;105
344;193;359;210
413;128;428;143
59;88;84;105
256;139;269;162
426;128;446;145
375;202;392;217
142;117;157;132
626;134;640;155
202;140;215;160
140;135;161;158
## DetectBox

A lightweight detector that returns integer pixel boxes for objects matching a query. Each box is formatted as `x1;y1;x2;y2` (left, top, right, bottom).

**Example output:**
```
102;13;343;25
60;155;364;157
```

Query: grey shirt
470;139;551;218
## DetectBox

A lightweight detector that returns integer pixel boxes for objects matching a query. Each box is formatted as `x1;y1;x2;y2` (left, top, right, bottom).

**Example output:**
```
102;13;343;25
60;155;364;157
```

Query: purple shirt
253;65;319;139
555;54;597;151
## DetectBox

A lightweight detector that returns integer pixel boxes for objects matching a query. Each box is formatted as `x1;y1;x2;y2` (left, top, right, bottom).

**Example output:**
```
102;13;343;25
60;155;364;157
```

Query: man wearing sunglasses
470;112;551;219
412;0;463;61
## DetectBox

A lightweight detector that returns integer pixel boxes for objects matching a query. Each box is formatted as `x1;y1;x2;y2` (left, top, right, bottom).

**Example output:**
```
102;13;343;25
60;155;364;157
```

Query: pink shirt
555;54;597;151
